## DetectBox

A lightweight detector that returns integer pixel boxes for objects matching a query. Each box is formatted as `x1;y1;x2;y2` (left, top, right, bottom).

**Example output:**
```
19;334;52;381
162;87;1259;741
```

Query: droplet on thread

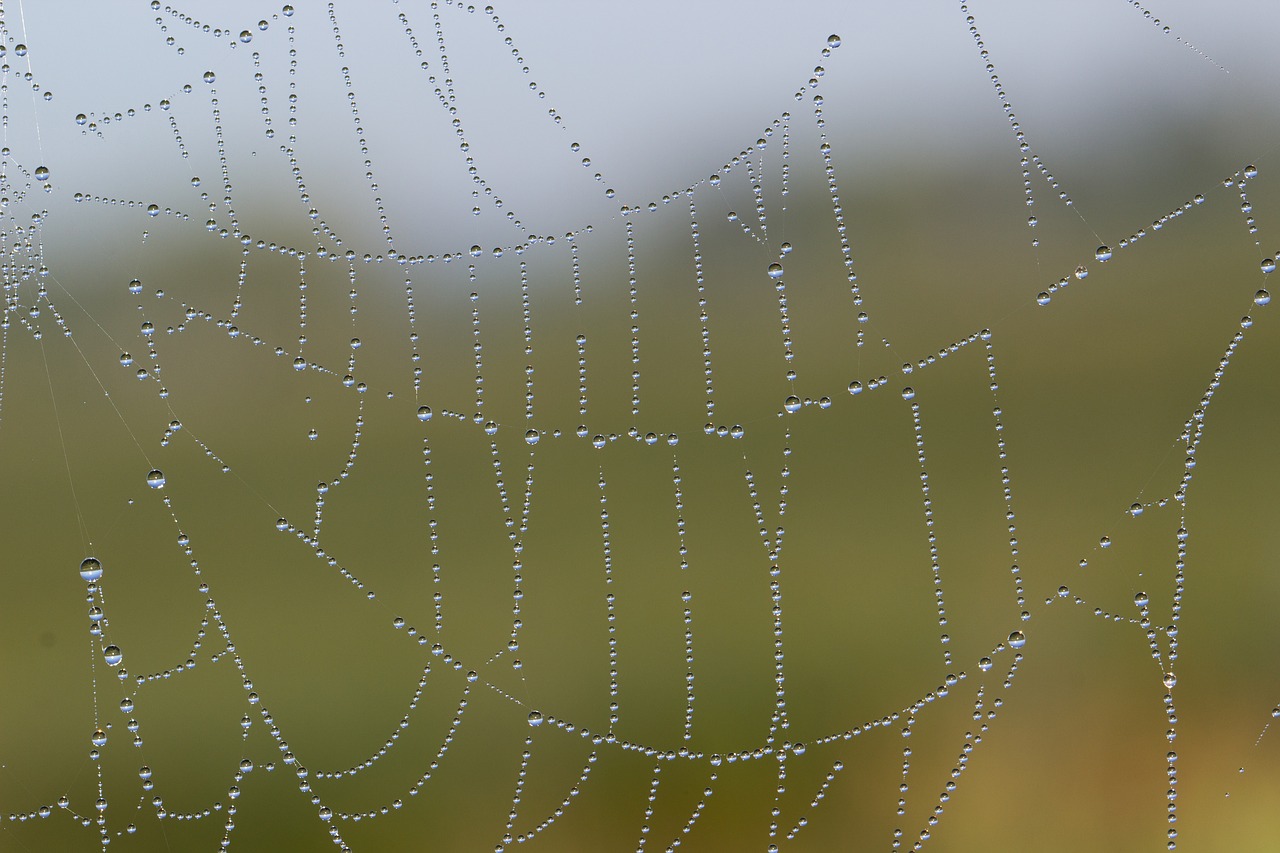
80;557;103;582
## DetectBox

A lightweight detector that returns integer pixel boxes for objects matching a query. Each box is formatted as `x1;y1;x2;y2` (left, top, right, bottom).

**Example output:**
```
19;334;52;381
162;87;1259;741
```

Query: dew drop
827;34;842;48
1130;502;1144;517
1036;292;1051;306
1262;258;1276;274
145;469;166;489
1007;631;1026;649
34;165;50;181
1163;672;1177;689
1095;245;1112;262
848;380;863;395
978;657;993;672
767;263;784;279
103;645;123;666
524;428;540;446
1254;289;1271;306
901;387;915;401
80;557;103;582
416;406;432;422
784;395;802;414
1135;591;1150;607
202;71;216;84
527;710;544;727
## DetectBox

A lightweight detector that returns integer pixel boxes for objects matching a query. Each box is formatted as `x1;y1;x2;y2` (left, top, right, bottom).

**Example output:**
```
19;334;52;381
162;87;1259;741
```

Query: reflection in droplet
146;470;166;489
80;557;103;582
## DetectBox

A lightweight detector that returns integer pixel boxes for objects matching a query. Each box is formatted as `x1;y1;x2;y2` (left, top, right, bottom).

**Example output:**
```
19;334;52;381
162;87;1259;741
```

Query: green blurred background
2;1;1279;851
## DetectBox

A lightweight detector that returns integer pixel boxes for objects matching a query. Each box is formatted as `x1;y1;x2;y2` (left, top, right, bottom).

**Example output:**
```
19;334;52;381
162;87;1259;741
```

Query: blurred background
2;1;1279;850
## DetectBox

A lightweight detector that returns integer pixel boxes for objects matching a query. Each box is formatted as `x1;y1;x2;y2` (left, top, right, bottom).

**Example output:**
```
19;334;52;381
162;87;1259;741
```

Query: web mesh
1;1;1278;851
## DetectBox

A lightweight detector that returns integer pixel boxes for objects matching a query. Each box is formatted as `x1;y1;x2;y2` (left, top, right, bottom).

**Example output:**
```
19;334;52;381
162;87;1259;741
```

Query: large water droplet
103;645;123;666
1007;630;1026;649
784;395;802;414
145;469;166;489
80;557;103;582
1095;245;1113;262
416;406;432;422
767;263;784;279
527;710;544;727
34;165;50;181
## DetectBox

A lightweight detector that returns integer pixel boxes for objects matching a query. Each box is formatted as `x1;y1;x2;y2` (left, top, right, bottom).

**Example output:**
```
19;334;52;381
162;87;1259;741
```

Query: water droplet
78;557;103;582
901;387;915;401
416;406;432;422
1095;245;1112;262
1245;164;1259;179
978;657;993;672
92;729;108;747
469;245;483;258
1007;630;1026;649
1036;291;1051;306
1163;672;1177;689
784;395;802;414
202;71;216;84
767;263;784;279
1262;258;1276;274
1254;289;1271;306
239;30;253;43
34;165;50;181
527;710;544;727
1130;502;1144;517
848;381;863;395
524;429;540;446
103;645;123;666
145;469;166;489
1074;265;1088;280
827;34;842;48
1135;591;1150;607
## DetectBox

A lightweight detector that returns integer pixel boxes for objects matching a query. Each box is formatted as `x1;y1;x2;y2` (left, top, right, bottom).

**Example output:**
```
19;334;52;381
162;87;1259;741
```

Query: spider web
1;1;1279;851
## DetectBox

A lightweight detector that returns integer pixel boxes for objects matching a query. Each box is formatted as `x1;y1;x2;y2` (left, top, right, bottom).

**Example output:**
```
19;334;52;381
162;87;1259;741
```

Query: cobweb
2;1;1279;851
